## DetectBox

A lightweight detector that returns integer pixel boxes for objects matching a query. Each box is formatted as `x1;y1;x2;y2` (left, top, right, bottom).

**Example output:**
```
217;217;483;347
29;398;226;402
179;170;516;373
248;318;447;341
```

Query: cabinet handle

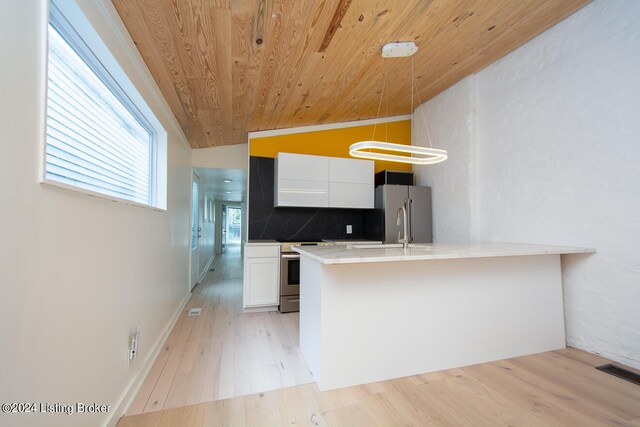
287;298;300;303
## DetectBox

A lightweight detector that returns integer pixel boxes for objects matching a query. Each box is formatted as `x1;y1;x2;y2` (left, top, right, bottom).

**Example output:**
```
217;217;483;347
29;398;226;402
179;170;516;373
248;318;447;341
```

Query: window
44;2;164;208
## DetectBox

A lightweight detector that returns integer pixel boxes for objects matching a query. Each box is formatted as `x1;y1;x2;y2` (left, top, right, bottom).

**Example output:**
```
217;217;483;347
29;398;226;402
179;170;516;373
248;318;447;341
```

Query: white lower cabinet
243;244;280;309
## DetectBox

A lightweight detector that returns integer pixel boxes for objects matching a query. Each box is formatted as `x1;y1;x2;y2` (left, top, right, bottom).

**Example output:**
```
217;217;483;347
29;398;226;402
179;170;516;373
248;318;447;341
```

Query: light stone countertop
245;240;279;246
322;239;383;244
293;241;595;265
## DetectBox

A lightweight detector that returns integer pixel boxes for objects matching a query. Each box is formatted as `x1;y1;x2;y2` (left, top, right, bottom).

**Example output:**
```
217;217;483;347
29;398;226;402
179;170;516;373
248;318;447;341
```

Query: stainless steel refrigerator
365;185;433;243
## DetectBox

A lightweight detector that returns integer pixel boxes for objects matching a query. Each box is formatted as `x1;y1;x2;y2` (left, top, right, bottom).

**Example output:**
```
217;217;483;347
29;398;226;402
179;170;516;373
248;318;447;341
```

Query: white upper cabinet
275;153;329;207
329;182;374;208
276;152;329;182
329;157;373;184
276;179;329;207
329;157;374;209
274;153;374;209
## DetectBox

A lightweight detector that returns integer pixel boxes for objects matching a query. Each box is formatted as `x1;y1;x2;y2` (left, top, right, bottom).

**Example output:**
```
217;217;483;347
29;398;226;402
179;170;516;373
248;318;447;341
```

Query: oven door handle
281;254;301;259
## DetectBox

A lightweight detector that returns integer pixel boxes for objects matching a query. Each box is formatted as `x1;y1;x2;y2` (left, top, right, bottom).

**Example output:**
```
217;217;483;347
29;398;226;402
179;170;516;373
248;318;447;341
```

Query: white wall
214;202;224;255
240;201;248;246
412;78;477;242
191;143;249;170
413;0;640;369
0;1;192;426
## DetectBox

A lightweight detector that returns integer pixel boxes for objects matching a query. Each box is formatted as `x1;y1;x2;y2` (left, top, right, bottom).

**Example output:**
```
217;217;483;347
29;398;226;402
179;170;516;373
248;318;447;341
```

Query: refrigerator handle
408;198;413;243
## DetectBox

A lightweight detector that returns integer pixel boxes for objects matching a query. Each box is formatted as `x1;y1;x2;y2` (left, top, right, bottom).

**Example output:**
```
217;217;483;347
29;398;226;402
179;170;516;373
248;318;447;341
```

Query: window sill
40;178;167;212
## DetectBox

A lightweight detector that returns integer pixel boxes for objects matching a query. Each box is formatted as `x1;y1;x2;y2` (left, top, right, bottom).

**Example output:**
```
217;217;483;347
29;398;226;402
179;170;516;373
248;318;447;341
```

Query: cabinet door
275;179;329;207
276;153;329;182
275;153;330;207
328;157;374;208
329;157;374;184
329;182;374;208
243;257;279;307
244;244;280;258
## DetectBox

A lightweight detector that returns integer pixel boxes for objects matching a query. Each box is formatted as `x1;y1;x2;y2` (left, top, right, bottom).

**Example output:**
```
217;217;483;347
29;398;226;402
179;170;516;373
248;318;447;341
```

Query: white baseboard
197;254;215;284
243;305;278;313
104;291;191;427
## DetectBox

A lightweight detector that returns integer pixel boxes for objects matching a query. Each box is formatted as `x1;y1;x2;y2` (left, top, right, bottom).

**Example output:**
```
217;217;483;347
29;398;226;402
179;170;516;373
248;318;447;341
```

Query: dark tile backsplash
249;156;367;241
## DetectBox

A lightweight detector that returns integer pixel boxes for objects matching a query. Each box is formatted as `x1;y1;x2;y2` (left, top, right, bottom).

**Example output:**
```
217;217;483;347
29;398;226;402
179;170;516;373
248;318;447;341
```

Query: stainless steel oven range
279;241;333;313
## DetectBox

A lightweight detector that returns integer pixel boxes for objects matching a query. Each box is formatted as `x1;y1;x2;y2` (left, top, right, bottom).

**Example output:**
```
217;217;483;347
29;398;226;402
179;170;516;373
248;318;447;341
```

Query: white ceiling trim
247;115;412;140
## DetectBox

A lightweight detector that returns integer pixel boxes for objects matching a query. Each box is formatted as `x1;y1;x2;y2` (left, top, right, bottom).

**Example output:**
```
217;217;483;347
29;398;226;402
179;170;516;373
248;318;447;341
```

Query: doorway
221;205;226;254
226;206;242;244
190;172;200;289
189;168;247;289
221;204;243;254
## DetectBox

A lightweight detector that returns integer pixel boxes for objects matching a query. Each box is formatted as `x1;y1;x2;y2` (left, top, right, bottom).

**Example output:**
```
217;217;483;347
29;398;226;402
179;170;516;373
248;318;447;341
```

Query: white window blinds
45;8;155;206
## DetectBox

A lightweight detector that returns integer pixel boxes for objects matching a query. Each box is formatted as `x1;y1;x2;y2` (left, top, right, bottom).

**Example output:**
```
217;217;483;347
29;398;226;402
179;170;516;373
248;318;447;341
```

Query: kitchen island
293;242;594;391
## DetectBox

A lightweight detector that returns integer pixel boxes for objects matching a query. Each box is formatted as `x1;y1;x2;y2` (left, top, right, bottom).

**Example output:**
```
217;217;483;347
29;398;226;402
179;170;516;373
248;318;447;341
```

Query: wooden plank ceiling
112;0;589;148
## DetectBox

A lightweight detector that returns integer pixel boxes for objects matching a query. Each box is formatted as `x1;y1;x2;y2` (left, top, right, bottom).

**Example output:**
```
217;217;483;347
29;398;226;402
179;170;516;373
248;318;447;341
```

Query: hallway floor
126;243;313;415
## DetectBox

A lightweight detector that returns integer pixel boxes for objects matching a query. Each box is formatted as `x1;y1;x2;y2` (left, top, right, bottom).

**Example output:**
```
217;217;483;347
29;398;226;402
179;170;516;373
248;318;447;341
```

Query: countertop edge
245;240;279;246
293;242;596;265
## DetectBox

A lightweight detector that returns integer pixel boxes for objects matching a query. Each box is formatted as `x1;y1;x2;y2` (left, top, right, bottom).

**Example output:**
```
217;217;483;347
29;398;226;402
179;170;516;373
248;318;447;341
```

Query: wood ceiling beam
318;0;353;53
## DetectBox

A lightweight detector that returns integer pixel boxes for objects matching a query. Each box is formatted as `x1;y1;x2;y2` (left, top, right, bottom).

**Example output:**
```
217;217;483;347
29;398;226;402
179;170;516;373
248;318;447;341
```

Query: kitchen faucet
397;201;409;250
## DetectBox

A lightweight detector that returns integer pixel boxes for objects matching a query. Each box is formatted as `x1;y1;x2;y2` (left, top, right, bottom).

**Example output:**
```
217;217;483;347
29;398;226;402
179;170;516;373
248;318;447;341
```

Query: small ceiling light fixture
223;179;232;183
349;42;447;165
225;191;231;194
381;42;417;58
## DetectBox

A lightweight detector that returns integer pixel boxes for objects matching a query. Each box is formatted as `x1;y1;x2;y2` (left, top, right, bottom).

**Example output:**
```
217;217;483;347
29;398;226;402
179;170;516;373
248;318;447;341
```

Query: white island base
298;243;593;391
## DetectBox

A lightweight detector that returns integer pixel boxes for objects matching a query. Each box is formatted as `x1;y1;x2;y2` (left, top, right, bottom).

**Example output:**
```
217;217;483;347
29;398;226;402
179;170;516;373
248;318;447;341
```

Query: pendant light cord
371;74;388;143
385;75;389;143
413;66;434;149
349;41;447;165
411;55;414;115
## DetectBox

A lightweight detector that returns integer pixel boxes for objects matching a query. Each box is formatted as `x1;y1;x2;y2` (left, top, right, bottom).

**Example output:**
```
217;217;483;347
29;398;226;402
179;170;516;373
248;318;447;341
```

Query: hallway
127;243;313;415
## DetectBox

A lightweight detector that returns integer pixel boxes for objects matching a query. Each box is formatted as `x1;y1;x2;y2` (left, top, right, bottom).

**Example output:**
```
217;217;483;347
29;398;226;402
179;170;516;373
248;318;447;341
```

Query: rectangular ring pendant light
349;141;447;165
350;41;448;166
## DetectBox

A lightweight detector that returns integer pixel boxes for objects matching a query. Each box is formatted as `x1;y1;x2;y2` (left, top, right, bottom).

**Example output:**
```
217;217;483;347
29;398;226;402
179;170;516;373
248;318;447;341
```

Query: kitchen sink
350;243;434;250
409;244;435;250
351;243;402;249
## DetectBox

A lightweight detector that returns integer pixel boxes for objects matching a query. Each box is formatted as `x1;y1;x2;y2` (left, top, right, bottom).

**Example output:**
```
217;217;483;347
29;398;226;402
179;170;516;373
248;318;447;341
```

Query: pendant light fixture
349;42;447;165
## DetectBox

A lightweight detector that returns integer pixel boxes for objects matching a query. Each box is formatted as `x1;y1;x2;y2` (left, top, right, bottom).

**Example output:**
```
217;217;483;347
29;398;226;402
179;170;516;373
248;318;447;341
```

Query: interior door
190;172;200;289
197;179;207;279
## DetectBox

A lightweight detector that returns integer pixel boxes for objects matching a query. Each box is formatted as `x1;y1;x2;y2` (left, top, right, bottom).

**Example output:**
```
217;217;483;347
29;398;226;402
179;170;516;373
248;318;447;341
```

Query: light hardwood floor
118;347;640;426
127;243;313;415
123;243;640;426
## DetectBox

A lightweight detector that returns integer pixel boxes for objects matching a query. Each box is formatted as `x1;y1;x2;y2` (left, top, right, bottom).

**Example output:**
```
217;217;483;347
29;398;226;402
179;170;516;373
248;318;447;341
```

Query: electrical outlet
346;225;352;234
128;327;140;367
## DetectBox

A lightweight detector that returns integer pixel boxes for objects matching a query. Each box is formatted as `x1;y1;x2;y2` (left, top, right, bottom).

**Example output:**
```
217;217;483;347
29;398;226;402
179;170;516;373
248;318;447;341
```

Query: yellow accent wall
249;120;412;173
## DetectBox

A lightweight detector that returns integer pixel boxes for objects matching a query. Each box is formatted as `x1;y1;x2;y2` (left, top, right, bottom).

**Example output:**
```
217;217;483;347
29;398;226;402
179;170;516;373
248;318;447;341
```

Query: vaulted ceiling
113;0;589;148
